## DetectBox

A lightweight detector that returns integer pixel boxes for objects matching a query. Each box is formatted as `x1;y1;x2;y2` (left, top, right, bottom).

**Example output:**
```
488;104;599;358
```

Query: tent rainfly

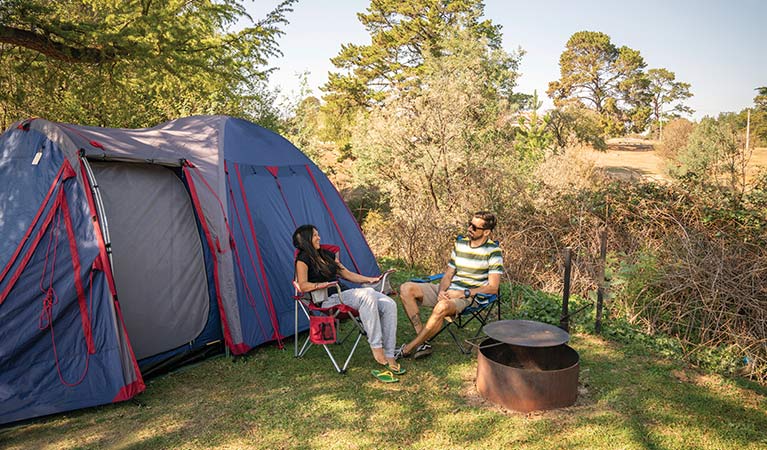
0;116;379;425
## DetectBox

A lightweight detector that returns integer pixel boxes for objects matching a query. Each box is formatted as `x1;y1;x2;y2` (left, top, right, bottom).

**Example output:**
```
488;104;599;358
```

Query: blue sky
244;0;766;119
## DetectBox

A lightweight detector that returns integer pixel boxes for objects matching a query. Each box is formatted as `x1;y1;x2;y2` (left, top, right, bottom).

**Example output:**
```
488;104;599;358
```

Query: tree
646;68;693;139
546;105;607;151
321;0;522;144
514;91;552;164
672;115;752;201
350;29;520;265
751;86;767;145
0;0;295;129
754;86;767;111
547;31;647;135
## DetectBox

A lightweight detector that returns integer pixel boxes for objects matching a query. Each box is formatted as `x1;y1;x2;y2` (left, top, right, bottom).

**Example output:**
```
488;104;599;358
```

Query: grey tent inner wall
90;162;209;360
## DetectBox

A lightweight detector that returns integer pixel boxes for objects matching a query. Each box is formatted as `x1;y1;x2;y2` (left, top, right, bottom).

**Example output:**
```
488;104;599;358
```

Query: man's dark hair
474;211;496;230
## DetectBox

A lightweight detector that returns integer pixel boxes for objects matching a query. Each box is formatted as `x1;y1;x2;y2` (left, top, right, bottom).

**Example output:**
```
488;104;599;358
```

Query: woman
293;224;404;382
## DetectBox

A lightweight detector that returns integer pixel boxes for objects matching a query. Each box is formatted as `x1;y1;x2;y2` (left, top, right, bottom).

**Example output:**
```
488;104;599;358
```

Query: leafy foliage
321;0;521;145
755;86;767;111
547;105;607;151
547;31;647;134
352;28;523;266
547;31;692;136
0;0;295;128
511;285;594;331
646;68;693;139
513;91;552;163
749;86;767;145
324;0;515;108
671;115;753;200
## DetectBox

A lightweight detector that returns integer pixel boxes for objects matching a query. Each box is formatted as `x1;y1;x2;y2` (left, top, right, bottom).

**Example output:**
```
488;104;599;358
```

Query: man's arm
467;273;501;297
437;266;456;293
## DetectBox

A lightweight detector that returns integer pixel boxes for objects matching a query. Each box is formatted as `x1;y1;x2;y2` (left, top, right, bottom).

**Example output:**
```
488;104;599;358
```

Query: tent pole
80;155;115;271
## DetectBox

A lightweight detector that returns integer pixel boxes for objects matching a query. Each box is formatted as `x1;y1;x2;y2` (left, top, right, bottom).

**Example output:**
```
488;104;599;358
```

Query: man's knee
431;300;455;319
399;282;422;301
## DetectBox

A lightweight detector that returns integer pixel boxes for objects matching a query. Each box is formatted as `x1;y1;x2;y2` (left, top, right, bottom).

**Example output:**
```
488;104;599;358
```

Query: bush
511;285;594;332
657;118;694;160
547;106;607;151
356;140;767;383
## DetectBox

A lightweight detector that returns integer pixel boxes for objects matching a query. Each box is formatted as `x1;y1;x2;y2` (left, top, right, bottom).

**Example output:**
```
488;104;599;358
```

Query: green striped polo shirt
448;236;503;290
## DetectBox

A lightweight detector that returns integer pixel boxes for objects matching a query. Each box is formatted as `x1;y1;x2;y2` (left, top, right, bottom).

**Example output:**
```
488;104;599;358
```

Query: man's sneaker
393;344;409;360
413;343;433;359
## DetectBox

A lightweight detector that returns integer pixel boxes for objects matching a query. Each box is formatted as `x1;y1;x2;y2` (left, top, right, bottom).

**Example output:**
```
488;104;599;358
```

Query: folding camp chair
292;244;396;374
293;279;366;374
411;273;501;354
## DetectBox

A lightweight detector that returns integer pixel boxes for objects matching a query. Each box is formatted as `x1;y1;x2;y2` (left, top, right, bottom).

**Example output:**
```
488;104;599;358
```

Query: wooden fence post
560;247;572;332
595;227;607;334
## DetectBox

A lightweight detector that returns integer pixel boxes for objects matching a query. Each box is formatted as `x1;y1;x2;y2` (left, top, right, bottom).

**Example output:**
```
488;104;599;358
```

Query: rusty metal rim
480;344;580;373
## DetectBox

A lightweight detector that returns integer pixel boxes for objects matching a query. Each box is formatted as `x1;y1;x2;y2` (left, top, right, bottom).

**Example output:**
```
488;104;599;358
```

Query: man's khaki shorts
417;283;472;313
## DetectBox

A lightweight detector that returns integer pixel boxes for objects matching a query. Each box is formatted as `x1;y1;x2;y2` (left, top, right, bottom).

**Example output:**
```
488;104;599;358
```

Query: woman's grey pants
323;287;398;358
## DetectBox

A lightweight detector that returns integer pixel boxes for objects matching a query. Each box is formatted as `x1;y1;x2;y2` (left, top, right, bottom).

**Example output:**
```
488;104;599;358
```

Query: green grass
2;279;766;449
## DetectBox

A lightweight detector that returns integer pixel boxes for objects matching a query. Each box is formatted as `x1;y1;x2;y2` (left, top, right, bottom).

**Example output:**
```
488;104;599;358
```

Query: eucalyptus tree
646;68;693;139
547;31;647;135
0;0;295;128
322;0;521;143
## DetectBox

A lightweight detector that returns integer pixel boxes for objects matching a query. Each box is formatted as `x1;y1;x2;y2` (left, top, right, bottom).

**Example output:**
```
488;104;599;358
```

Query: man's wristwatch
464;288;471;298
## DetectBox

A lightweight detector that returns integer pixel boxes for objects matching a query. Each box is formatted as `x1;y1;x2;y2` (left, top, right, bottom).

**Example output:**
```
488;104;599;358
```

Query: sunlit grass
2;306;766;449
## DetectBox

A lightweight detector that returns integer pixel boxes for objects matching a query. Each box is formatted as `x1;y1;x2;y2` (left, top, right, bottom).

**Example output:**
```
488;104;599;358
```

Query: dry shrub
658;118;694;160
362;200;461;271
535;145;601;192
359;149;767;381
601;182;767;380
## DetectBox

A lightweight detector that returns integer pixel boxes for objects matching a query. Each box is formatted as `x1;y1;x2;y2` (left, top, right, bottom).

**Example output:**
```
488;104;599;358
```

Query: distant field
581;138;767;183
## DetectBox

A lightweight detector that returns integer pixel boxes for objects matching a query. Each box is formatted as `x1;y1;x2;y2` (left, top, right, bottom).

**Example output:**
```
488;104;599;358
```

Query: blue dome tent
0;116;379;425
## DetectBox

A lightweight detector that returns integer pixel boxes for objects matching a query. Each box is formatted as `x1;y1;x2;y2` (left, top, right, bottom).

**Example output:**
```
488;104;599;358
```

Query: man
395;211;503;359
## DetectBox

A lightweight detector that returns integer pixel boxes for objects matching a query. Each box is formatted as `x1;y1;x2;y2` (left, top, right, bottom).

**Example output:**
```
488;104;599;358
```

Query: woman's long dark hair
292;224;338;279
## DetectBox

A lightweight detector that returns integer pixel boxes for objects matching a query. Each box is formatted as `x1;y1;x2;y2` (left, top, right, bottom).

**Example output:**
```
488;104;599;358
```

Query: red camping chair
293;244;365;374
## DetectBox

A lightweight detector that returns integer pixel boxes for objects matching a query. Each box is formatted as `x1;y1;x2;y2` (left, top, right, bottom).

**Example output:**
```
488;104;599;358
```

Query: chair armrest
473;292;497;305
409;273;444;283
293;280;340;294
293;280;341;305
360;269;396;294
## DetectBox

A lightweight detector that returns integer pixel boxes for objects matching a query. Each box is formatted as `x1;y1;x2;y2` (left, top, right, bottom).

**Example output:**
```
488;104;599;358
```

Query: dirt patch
580;139;668;182
580;139;767;184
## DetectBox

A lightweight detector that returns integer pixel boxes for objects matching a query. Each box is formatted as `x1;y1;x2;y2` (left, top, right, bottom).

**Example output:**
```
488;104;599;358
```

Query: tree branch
0;25;118;63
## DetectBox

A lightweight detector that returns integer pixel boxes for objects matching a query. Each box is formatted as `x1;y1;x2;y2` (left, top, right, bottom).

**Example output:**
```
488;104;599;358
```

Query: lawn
2;299;766;449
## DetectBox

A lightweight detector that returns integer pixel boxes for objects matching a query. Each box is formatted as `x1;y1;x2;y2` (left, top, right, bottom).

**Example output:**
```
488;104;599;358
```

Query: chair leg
294;301;299;357
320;326;364;374
321;344;344;373
341;332;364;373
446;324;472;354
295;302;315;358
336;319;357;345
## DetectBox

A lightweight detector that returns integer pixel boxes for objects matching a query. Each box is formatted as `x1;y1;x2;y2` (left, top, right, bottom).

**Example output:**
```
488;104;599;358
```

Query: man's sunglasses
467;221;488;231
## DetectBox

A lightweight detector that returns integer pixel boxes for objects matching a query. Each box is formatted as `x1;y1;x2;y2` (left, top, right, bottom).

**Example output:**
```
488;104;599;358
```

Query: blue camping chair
410;273;501;354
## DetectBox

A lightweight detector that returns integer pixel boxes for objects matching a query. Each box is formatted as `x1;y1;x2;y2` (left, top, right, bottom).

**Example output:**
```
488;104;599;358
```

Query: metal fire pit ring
483;319;570;347
476;320;579;412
